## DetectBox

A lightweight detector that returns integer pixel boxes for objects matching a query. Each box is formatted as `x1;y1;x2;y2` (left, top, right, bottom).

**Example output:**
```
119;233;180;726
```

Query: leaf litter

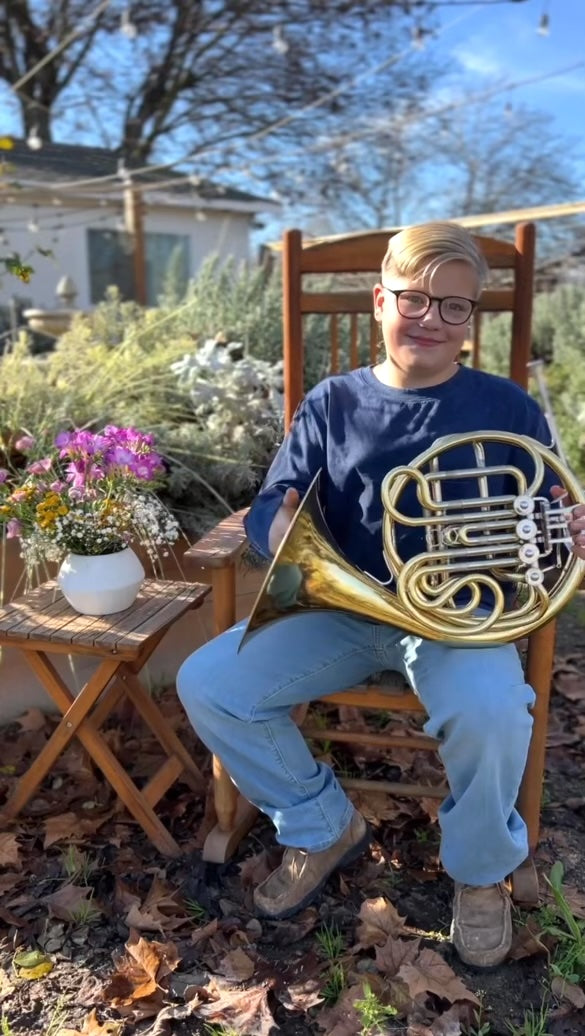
0;611;584;1034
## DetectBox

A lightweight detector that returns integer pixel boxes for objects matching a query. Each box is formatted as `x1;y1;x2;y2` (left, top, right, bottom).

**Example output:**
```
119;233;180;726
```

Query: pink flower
27;457;53;475
14;435;35;452
50;480;66;492
6;518;22;538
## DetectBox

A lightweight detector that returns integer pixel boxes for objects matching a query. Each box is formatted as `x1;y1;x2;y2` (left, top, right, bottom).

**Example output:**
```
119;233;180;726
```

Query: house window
87;229;190;305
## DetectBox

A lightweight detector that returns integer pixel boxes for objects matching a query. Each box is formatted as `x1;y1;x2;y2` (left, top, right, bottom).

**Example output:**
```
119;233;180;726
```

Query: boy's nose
419;300;442;325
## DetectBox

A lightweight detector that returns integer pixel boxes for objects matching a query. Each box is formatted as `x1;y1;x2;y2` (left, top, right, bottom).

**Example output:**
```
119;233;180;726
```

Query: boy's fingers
283;488;300;509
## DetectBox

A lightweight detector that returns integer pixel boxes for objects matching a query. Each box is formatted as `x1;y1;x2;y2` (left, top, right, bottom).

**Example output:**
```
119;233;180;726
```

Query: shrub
478;284;585;482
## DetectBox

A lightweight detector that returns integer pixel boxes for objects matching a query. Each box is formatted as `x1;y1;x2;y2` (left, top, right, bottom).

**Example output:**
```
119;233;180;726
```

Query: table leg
2;652;120;818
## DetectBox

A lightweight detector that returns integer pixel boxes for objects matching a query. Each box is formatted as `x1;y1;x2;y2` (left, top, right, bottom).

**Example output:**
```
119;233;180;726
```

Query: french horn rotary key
514;495;535;516
516;518;538;541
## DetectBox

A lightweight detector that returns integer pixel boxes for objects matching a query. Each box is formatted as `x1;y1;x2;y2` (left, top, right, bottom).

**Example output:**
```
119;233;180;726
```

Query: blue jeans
177;611;535;886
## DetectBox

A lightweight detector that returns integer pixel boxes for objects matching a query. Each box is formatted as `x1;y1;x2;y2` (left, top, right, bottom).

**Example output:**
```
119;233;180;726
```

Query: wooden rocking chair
184;222;552;903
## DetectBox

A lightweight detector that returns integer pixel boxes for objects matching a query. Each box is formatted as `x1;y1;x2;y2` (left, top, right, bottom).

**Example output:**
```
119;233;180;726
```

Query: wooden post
124;185;147;305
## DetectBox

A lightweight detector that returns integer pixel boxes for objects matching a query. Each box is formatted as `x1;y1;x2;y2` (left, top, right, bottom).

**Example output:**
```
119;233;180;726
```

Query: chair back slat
330;314;339;374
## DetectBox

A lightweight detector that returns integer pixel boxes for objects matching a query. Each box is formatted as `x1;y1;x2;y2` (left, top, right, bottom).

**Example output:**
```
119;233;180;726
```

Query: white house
0;138;279;312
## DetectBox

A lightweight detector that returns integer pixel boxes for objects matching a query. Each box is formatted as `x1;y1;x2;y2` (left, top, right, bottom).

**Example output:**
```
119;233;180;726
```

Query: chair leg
518;620;556;852
511;856;539;906
202;756;258;863
511;619;556;907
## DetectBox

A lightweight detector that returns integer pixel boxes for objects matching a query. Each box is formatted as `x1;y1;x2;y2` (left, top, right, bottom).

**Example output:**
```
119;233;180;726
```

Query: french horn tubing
241;432;585;648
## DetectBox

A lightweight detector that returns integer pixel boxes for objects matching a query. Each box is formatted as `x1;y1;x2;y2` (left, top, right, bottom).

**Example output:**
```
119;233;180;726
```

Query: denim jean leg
391;632;535;885
176;612;383;851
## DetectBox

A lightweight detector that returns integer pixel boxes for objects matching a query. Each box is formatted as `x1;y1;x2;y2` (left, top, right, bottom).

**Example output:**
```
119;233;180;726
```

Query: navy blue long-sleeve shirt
244;364;555;586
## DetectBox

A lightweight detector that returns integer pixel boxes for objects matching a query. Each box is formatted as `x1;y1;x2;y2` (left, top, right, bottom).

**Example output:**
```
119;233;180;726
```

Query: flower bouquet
0;426;180;613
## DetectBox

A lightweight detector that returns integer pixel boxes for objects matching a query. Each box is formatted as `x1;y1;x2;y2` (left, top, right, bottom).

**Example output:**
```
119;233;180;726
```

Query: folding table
0;578;209;856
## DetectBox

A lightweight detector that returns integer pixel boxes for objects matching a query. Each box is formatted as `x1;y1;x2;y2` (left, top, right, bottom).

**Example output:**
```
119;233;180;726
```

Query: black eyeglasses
381;286;477;325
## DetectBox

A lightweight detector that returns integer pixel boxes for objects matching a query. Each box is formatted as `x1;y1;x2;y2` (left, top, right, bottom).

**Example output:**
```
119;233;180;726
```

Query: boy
178;222;585;968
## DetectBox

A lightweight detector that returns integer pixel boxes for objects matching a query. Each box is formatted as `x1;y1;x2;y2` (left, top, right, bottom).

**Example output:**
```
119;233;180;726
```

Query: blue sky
432;0;584;153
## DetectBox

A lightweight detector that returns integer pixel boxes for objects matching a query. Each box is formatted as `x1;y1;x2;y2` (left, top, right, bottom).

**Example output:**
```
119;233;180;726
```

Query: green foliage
539;861;585;985
316;922;345;960
480;285;585;482
0;275;286;537
353;982;398;1035
505;1004;551;1036
321;961;346;1005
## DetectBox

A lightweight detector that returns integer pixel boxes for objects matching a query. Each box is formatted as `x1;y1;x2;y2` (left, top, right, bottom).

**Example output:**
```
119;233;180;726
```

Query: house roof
4;138;277;211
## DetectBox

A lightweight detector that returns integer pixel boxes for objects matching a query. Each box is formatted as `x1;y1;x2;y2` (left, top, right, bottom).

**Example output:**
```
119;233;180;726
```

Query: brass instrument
242;432;585;647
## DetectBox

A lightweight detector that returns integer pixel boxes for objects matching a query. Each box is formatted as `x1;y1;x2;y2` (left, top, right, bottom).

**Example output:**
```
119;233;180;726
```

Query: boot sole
256;822;372;921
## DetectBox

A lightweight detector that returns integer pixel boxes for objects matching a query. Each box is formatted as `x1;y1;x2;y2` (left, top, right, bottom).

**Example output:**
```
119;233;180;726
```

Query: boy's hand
551;485;585;560
268;488;300;556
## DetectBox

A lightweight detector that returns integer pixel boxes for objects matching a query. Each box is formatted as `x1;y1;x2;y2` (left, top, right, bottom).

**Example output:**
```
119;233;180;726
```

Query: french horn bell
241;432;585;647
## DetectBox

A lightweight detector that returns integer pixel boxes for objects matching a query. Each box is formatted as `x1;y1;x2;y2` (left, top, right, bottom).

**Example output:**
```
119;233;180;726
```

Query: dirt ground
1;596;585;1036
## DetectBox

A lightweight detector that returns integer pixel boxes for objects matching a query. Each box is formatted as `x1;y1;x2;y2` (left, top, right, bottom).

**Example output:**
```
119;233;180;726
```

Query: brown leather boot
451;882;512;968
253;810;370;920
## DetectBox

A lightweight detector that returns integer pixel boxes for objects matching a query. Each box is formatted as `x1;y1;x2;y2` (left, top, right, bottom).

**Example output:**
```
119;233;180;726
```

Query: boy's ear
372;283;385;319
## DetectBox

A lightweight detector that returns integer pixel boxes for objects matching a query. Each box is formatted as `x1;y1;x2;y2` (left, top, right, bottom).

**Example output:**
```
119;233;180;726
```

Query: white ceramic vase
57;546;146;616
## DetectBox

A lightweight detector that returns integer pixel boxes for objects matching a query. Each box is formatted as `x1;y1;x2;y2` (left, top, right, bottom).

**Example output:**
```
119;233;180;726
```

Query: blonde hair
381;221;490;289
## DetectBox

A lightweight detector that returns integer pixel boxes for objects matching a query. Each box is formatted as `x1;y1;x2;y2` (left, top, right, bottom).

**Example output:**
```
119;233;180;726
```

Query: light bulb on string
120;6;138;40
27;207;40;233
26;125;43;150
411;25;426;51
272;25;289;56
537;12;550;35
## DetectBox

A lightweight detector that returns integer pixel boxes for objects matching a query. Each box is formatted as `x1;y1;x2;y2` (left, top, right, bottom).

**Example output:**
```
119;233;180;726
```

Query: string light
411;25;427;50
120;6;138;40
26;125;43;150
272;25;289;56
27;207;40;233
537;12;550;35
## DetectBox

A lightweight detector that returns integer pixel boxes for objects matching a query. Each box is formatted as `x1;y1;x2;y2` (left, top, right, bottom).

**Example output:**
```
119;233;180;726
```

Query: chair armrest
183;508;250;569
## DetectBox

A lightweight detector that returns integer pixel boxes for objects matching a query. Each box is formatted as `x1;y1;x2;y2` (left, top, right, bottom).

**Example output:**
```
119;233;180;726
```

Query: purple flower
14;435;35;451
6;518;22;538
50;480;67;492
0;469;8;483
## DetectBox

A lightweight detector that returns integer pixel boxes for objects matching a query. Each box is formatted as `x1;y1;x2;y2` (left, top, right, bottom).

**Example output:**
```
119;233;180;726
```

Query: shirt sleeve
244;392;328;558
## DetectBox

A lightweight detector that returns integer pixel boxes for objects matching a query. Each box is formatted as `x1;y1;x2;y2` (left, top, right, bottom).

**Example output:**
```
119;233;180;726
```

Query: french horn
241;432;585;647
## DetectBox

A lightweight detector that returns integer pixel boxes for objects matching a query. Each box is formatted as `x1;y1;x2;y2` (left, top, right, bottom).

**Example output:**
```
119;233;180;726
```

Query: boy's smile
372;260;479;389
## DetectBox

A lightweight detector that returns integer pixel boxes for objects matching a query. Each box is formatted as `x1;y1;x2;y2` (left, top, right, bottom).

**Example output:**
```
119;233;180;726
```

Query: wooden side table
0;578;210;856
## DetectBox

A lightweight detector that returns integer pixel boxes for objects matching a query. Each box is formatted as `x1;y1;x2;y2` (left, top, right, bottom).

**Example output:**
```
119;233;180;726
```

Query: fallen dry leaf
355;896;409;948
0;966;15;1002
375;935;421;976
216;947;256;982
57;1007;123;1034
267;906;319;945
316;976;389;1036
239;850;275;888
0;832;21;867
14;707;47;731
398;947;479;1006
197;976;276;1035
44;813;85;848
125;876;188;933
551;975;585;1008
508;916;552;960
46;883;99;922
102;930;180;1019
554;664;585;701
0;871;23;895
191;918;220;947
